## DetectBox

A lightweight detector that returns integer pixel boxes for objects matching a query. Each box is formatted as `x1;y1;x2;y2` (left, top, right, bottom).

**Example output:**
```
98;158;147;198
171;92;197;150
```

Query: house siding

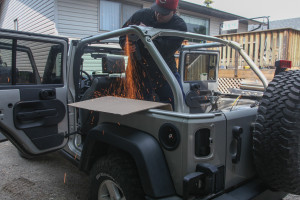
209;16;224;36
0;0;56;35
56;0;150;39
0;0;250;39
56;0;99;38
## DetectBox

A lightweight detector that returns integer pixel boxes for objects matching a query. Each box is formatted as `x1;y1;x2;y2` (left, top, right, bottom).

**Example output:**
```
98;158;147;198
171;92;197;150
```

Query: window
99;0;141;31
181;14;209;38
184;53;217;82
81;45;127;76
0;38;63;85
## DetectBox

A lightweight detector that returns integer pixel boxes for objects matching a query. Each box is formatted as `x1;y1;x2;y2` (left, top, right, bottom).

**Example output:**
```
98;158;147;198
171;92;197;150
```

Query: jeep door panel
0;29;69;155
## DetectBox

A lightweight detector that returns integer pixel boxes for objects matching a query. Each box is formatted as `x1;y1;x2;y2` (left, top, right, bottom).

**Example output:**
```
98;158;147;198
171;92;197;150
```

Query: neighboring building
269;17;300;31
249;17;300;31
0;0;259;39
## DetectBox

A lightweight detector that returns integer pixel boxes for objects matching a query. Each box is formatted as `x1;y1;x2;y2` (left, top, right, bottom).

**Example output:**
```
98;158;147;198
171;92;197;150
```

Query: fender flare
79;123;176;198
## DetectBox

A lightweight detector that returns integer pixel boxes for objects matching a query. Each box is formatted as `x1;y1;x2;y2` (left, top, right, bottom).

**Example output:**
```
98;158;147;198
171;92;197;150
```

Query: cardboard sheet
68;96;172;116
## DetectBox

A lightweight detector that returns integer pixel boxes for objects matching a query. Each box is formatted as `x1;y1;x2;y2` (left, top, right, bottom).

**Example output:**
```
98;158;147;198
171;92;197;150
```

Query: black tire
89;152;144;200
253;70;300;194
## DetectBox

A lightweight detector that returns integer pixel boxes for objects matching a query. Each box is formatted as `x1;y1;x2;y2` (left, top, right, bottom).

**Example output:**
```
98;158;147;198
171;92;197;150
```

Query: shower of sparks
91;35;151;101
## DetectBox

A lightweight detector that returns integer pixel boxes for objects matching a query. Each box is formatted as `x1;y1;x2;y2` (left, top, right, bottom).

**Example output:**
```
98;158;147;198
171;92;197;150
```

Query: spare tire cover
253;70;300;194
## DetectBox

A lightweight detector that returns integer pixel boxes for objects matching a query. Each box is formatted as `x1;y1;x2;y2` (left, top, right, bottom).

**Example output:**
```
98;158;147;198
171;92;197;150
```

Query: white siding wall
56;0;99;38
56;0;150;39
0;0;249;38
208;16;224;36
0;0;56;35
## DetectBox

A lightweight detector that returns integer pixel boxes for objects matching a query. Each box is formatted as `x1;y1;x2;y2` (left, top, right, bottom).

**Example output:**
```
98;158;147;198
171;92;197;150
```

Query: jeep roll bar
152;29;268;89
75;26;268;113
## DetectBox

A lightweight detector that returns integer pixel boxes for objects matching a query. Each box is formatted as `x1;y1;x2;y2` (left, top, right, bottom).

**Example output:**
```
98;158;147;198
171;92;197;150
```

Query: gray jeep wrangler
0;26;299;200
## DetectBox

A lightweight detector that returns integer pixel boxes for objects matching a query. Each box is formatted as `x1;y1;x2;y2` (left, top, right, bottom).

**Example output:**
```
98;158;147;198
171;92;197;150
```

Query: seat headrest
0;66;12;83
102;55;125;74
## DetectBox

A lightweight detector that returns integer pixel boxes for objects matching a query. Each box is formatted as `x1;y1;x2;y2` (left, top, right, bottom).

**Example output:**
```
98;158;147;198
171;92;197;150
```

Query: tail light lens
275;60;292;69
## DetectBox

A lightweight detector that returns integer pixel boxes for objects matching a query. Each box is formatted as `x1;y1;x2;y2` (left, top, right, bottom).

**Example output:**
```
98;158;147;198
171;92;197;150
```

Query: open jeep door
0;29;69;156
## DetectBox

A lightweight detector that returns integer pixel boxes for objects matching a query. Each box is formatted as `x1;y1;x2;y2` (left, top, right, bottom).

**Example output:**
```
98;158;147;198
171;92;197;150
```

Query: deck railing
215;28;300;69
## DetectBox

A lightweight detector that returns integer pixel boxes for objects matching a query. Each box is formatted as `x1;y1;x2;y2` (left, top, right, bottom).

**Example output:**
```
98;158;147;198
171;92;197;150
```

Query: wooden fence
215;28;300;69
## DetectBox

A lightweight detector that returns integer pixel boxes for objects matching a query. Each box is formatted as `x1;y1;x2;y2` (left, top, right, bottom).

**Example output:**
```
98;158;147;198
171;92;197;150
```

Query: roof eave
144;0;260;24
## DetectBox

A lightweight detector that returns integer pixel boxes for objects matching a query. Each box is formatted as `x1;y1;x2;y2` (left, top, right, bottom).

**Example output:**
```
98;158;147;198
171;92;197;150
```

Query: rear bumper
146;179;287;200
213;179;287;200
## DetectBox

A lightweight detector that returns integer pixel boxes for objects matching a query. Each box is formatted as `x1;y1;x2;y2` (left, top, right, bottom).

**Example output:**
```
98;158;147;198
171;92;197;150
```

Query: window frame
0;36;65;88
181;51;219;83
14;19;18;31
180;13;210;36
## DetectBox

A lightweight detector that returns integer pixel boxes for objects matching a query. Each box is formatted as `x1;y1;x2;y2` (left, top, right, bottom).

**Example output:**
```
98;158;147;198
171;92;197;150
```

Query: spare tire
253;70;300;194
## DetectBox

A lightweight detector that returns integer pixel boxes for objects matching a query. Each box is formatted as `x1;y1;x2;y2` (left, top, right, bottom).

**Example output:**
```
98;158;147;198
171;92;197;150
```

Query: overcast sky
184;0;300;21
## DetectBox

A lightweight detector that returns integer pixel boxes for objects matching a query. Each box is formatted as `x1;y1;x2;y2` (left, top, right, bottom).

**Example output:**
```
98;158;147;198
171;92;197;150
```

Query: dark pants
153;72;185;109
135;58;184;108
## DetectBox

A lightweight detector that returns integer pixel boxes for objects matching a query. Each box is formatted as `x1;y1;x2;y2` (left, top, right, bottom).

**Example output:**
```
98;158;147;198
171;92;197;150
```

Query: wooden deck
216;28;300;69
219;69;275;80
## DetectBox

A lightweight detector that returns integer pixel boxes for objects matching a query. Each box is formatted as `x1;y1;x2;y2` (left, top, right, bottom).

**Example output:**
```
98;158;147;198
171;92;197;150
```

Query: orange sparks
86;35;148;101
123;36;144;100
102;130;104;135
117;122;120;126
124;36;136;99
64;173;67;184
74;154;77;160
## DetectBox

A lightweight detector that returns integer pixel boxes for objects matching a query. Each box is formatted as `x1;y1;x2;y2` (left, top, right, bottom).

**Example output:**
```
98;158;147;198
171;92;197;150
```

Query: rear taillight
275;60;292;69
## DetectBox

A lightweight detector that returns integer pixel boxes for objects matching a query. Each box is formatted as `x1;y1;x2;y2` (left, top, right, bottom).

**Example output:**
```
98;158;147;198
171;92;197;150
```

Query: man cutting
120;0;187;107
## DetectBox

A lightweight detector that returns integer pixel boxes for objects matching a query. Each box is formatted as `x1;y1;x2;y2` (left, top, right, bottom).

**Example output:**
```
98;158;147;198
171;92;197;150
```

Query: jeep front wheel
89;152;144;200
98;177;125;200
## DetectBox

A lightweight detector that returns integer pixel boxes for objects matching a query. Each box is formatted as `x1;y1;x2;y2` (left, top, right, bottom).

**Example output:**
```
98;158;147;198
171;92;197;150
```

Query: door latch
231;126;243;164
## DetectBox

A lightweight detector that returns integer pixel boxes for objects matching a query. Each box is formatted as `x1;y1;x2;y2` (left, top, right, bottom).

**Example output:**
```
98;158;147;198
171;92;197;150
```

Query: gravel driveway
0;141;299;200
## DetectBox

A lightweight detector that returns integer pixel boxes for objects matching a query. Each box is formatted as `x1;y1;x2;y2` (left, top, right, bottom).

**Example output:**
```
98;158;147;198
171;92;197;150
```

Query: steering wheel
80;70;92;83
79;70;93;95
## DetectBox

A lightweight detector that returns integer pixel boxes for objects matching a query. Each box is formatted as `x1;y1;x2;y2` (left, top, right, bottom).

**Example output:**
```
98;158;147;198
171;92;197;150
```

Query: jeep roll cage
69;26;268;113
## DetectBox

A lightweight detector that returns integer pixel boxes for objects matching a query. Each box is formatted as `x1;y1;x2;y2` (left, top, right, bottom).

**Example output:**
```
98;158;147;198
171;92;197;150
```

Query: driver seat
78;55;125;134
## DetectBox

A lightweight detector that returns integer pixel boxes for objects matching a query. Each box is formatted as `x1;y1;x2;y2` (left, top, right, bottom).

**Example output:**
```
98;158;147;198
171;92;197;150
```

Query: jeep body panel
223;107;257;188
79;123;176;198
89;106;257;196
